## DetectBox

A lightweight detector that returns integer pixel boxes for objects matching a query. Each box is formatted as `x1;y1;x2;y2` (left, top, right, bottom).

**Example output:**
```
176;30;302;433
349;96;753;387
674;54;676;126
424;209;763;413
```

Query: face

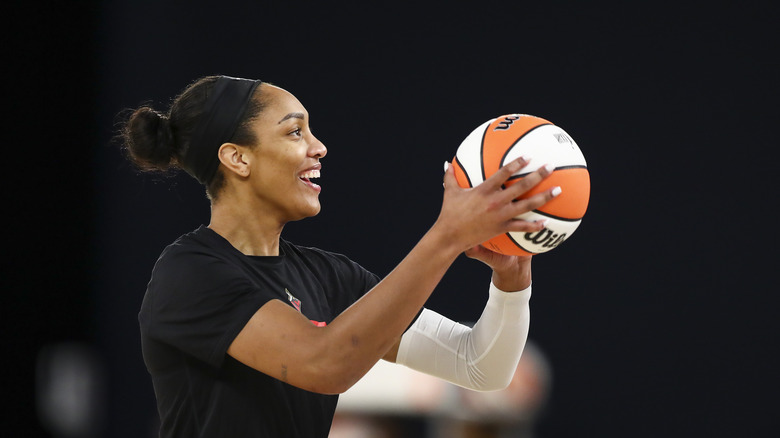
243;84;327;222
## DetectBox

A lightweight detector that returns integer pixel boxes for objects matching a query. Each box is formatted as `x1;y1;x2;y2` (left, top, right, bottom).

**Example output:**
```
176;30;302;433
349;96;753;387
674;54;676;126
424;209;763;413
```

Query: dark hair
121;76;265;201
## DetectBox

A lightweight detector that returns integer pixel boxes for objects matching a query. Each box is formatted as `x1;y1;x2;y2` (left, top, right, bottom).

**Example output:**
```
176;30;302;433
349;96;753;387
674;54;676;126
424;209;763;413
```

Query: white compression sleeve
395;283;531;391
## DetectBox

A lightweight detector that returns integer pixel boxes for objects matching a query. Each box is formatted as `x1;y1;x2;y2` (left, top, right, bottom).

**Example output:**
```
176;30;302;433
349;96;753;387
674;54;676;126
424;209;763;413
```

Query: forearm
396;282;531;391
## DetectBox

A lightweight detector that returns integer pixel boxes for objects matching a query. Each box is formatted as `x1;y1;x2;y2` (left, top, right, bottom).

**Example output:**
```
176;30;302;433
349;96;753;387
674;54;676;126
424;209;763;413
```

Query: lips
298;166;321;191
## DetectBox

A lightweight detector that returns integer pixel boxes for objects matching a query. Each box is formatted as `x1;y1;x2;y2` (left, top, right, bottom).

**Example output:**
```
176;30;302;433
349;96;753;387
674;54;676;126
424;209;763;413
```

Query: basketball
452;114;590;256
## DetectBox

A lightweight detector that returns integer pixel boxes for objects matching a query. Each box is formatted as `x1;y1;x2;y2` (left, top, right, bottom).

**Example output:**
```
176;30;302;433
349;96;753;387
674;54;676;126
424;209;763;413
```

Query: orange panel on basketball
482;116;551;178
483;233;533;256
507;168;590;219
452;158;472;188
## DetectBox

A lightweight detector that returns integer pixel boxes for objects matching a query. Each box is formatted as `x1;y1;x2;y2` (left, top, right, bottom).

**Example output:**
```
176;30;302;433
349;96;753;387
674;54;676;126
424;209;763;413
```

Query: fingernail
544;163;556;173
551;186;562;197
443;161;450;173
538;219;549;227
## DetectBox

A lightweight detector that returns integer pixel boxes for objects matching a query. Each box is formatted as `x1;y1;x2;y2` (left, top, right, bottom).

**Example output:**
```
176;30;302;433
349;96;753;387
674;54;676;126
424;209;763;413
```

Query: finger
442;160;458;189
500;163;555;202
464;245;497;266
464;244;496;260
505;218;550;233
507;186;562;217
464;244;492;257
480;156;530;192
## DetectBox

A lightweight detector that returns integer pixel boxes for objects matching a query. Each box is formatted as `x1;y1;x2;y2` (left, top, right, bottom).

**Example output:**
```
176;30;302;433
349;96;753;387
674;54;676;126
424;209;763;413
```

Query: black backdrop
8;1;779;437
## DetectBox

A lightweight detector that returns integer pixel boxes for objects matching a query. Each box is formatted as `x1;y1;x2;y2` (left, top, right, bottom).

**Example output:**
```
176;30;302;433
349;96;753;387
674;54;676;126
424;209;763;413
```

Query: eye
289;127;302;137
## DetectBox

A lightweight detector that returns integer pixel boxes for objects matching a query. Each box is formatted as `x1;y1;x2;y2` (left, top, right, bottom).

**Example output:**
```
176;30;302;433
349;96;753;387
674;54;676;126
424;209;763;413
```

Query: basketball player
121;75;560;437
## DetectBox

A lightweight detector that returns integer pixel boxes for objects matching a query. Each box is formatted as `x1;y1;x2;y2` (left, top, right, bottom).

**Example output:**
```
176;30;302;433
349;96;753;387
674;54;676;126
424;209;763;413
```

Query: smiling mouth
299;169;320;180
299;169;321;190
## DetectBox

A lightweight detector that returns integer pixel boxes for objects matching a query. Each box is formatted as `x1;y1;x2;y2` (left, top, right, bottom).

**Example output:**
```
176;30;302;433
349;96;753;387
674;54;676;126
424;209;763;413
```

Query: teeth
300;169;320;179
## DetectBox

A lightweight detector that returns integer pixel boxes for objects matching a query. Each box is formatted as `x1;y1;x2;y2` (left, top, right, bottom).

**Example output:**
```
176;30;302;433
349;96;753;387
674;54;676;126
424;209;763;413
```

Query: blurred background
7;1;779;436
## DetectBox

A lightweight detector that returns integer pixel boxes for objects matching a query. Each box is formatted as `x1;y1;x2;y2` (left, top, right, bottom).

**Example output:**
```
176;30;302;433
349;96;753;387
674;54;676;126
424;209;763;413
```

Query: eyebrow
277;112;305;124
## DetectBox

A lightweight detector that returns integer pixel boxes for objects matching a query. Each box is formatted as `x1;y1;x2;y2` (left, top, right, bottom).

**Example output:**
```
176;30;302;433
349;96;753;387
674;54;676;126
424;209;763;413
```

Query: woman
122;75;560;437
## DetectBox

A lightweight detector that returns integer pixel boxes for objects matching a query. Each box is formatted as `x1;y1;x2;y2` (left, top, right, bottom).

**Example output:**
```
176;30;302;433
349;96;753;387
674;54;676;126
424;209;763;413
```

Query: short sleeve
139;246;270;369
293;245;381;315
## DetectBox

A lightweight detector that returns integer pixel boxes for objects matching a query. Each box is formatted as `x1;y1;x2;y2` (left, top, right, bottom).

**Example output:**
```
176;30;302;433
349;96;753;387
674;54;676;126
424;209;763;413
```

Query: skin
213;84;559;394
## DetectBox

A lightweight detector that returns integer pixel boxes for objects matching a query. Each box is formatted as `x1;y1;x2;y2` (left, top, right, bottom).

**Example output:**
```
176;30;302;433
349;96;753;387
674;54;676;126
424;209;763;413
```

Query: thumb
464;244;494;263
443;160;458;189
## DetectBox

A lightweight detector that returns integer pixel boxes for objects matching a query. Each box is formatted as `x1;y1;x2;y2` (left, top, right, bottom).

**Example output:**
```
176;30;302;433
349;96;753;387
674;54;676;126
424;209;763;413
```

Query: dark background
8;1;779;437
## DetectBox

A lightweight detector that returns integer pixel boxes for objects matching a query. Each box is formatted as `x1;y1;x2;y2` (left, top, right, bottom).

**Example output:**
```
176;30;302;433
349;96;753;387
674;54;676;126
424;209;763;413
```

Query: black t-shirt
138;226;380;437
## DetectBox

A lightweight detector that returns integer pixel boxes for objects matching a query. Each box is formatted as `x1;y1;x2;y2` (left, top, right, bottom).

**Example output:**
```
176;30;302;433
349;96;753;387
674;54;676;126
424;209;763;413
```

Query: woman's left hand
464;245;532;292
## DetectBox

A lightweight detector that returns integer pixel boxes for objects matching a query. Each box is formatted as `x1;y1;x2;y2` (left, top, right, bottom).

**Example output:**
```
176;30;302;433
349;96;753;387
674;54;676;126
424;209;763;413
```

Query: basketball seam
530;210;583;222
453;155;473;188
479;124;489;182
505;233;537;255
506;164;588;180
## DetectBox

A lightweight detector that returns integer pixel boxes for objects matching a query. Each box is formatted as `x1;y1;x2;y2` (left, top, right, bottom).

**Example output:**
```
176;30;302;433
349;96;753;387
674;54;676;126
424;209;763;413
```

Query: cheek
256;154;299;184
252;143;306;178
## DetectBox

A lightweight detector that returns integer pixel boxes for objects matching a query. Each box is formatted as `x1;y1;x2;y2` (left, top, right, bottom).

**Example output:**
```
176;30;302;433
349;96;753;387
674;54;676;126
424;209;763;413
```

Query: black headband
183;76;262;185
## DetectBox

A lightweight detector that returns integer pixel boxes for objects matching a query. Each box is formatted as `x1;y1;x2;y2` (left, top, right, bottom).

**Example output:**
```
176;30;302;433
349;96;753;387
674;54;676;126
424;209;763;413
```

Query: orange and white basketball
452;114;590;256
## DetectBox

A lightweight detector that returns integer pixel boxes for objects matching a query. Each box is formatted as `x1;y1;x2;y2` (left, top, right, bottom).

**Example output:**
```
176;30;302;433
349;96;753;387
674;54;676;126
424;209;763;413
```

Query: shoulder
149;226;247;293
155;226;236;268
280;239;380;289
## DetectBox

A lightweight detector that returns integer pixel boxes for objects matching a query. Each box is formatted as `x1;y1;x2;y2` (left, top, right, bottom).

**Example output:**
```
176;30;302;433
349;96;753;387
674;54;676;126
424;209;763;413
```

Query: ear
217;143;251;178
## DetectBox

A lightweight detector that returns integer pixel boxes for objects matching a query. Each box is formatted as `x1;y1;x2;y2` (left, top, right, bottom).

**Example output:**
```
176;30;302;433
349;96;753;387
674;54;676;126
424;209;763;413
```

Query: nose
309;135;327;159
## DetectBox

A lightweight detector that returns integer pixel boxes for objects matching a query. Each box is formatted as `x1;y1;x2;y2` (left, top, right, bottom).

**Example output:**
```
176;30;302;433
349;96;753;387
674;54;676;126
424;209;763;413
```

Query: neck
208;197;285;256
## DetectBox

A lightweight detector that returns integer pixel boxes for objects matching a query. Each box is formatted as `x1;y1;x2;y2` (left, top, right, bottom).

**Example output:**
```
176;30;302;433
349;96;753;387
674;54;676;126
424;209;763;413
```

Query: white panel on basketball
455;119;494;187
501;125;586;173
509;211;582;254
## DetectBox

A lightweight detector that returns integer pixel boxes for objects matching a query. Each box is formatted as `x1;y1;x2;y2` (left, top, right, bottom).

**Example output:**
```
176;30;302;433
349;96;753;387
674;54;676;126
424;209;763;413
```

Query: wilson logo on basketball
523;229;567;249
493;115;521;131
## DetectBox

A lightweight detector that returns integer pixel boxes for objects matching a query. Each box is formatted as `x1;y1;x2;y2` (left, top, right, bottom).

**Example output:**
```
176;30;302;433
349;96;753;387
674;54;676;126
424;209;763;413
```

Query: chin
292;203;321;221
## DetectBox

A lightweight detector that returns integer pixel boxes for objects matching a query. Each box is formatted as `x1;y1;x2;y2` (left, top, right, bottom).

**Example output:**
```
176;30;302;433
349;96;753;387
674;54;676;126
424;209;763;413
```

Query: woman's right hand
434;157;560;254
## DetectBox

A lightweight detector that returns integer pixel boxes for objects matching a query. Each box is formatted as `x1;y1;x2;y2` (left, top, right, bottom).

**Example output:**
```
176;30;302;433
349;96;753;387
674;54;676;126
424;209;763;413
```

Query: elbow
304;365;352;394
300;356;365;395
306;381;350;395
463;367;514;392
322;378;357;395
304;371;361;395
466;380;510;393
477;376;513;392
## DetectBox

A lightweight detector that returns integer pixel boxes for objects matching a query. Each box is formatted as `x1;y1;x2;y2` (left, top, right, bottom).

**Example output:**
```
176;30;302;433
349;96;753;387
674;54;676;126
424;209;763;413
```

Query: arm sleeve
395;282;531;391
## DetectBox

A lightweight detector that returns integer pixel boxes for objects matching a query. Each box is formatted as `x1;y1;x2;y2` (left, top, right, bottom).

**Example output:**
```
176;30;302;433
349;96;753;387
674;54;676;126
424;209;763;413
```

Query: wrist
427;220;473;258
491;257;532;291
489;280;532;297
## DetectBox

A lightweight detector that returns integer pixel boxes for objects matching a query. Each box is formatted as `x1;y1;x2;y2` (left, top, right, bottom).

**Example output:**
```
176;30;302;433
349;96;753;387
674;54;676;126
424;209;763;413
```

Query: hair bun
123;106;177;171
